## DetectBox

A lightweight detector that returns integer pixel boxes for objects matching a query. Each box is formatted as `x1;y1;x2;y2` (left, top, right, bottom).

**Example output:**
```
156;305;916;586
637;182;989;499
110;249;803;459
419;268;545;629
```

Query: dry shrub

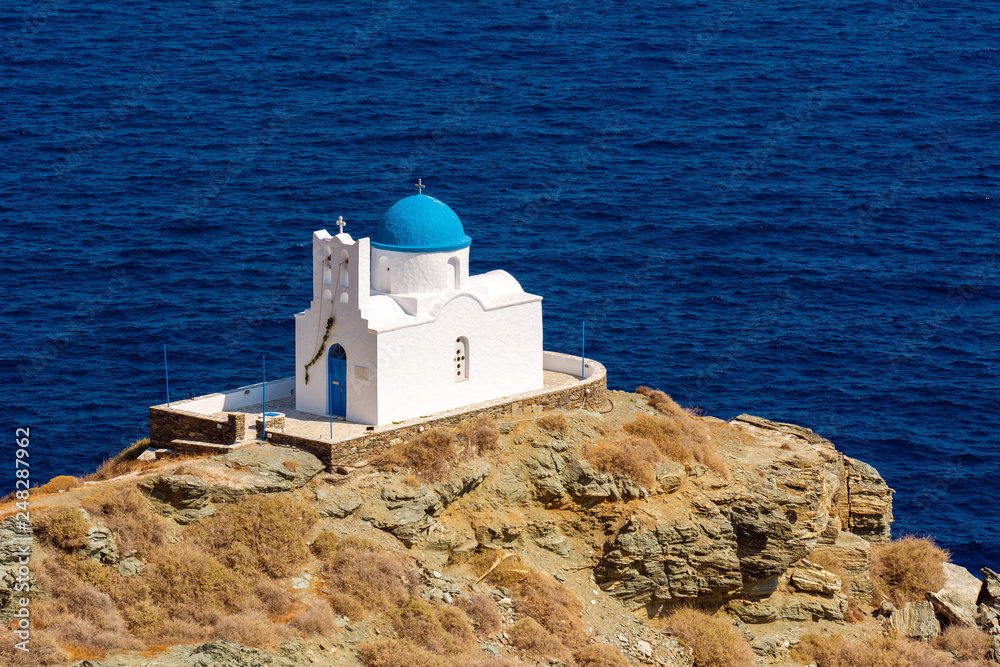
255;579;296;616
31;553;141;653
793;633;955;667
82;485;165;558
0;627;67;666
145;541;250;624
328;592;366;620
467;660;529;667
358;639;452;667
322;537;420;615
624;408;730;479
662;608;755;667
86;438;155;482
310;531;341;559
508;617;571;663
871;536;949;605
213;610;293;649
189;493;318;578
290;601;339;637
584;437;663;487
36;475;80;495
455;593;503;635
808;550;847;584
375;428;457;480
389;600;475;655
35;506;89;550
574;643;629;667
467;417;501;453
537;414;568;432
934;625;992;661
474;553;585;647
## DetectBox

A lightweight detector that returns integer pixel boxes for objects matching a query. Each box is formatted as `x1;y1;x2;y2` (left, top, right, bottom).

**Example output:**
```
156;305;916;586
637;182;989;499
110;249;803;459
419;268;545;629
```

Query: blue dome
372;194;472;253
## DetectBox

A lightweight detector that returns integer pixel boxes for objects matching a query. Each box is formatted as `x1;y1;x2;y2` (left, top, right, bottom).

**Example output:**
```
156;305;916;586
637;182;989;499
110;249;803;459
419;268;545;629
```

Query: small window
455;336;468;381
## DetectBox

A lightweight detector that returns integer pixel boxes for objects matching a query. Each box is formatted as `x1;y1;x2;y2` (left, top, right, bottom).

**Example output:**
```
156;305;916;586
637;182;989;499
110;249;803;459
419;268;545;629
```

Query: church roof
372;194;472;253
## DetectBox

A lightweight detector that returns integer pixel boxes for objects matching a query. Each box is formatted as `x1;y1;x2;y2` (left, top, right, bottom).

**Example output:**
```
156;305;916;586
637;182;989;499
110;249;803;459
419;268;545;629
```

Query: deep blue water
2;1;998;573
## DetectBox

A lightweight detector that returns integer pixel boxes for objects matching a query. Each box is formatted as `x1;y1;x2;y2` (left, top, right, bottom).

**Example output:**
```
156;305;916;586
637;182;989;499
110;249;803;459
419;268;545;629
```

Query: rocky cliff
2;389;994;667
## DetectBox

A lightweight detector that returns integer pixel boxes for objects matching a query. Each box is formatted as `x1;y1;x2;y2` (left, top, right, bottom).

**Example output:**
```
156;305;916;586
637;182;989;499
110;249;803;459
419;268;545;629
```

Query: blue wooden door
328;344;347;418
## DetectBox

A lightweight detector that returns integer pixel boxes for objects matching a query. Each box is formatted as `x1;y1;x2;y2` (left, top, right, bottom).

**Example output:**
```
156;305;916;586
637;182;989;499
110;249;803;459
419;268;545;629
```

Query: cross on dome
415;178;425;194
336;216;346;234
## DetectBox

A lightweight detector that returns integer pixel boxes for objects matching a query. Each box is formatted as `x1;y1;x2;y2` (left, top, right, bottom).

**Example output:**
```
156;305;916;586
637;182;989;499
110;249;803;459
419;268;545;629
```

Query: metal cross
415;178;425;194
336;215;346;234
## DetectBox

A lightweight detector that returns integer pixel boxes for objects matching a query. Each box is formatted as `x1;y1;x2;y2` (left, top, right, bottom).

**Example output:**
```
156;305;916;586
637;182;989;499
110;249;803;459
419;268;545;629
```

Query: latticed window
455;336;468;381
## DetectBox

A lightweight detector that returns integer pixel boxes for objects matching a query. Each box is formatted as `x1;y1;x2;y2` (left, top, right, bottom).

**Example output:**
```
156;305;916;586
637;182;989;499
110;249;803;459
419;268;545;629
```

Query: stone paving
218;369;583;444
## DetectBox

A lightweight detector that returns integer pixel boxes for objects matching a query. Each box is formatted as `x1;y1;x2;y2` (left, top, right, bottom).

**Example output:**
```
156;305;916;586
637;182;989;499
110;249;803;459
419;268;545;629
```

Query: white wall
371;247;470;295
180;377;295;414
375;295;543;424
296;231;378;424
542;351;597;379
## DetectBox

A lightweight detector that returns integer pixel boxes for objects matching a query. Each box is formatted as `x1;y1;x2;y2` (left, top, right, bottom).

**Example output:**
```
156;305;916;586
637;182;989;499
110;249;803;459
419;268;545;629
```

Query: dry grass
467;417;501;453
82;485;165;558
471;552;586;648
455;593;503;636
537;414;568;432
871;536;949;605
660;608;755;667
508;617;571;663
86;438;155;482
144;541;251;624
0;627;68;665
255;579;296;616
626;390;730;479
35;506;89;550
574;643;629;667
389;600;475;656
290;601;339;637
321;536;421;616
358;639;453;667
374;428;458;481
213;610;293;649
793;633;957;667
36;475;81;495
933;625;992;661
584;436;664;487
310;531;342;559
189;493;319;578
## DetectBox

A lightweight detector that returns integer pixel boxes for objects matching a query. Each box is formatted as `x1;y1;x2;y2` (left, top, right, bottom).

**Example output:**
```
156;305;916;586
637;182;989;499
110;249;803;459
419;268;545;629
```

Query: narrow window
455;336;468;381
447;256;460;289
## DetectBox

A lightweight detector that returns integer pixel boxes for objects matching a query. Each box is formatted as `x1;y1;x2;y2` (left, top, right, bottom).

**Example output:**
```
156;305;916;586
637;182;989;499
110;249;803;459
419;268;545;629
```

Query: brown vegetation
933;625;992;661
389;600;475;656
507;617;571;663
358;639;452;667
189;494;319;578
660;608;755;667
793;632;959;667
472;552;586;647
86;438;156;482
35;506;89;550
289;601;339;637
82;485;166;558
870;536;949;605
573;643;629;667
537;413;569;432
374;428;457;481
213;610;293;649
321;536;421;616
466;417;501;453
455;593;503;636
627;388;731;479
584;437;663;487
36;475;81;495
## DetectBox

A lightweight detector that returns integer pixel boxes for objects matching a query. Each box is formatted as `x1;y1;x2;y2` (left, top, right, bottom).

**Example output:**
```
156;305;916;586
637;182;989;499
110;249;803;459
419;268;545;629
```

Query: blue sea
2;1;997;573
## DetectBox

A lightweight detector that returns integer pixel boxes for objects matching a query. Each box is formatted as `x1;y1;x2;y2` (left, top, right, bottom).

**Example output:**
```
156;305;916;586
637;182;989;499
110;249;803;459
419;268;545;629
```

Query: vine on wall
304;317;335;384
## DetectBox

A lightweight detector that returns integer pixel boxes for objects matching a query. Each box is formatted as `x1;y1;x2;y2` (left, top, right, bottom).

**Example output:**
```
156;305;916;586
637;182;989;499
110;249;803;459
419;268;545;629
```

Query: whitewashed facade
294;194;543;425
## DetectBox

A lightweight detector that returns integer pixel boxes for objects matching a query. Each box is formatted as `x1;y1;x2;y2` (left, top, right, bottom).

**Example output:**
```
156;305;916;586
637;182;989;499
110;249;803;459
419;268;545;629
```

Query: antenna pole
163;344;171;407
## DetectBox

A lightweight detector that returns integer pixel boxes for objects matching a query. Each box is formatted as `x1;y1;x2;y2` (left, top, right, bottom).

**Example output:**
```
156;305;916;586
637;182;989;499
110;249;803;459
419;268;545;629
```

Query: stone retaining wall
150;407;245;448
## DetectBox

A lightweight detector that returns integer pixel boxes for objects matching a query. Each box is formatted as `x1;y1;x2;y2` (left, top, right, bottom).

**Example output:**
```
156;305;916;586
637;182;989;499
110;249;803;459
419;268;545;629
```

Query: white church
293;186;544;425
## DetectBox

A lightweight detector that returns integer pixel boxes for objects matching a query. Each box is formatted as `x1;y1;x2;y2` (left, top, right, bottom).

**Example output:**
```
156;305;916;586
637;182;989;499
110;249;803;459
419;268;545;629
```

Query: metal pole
262;355;266;442
163;344;170;407
581;321;585;379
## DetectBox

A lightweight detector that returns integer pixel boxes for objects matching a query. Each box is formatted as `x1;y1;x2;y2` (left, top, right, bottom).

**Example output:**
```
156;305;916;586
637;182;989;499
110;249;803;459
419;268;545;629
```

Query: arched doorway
328;344;347;418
